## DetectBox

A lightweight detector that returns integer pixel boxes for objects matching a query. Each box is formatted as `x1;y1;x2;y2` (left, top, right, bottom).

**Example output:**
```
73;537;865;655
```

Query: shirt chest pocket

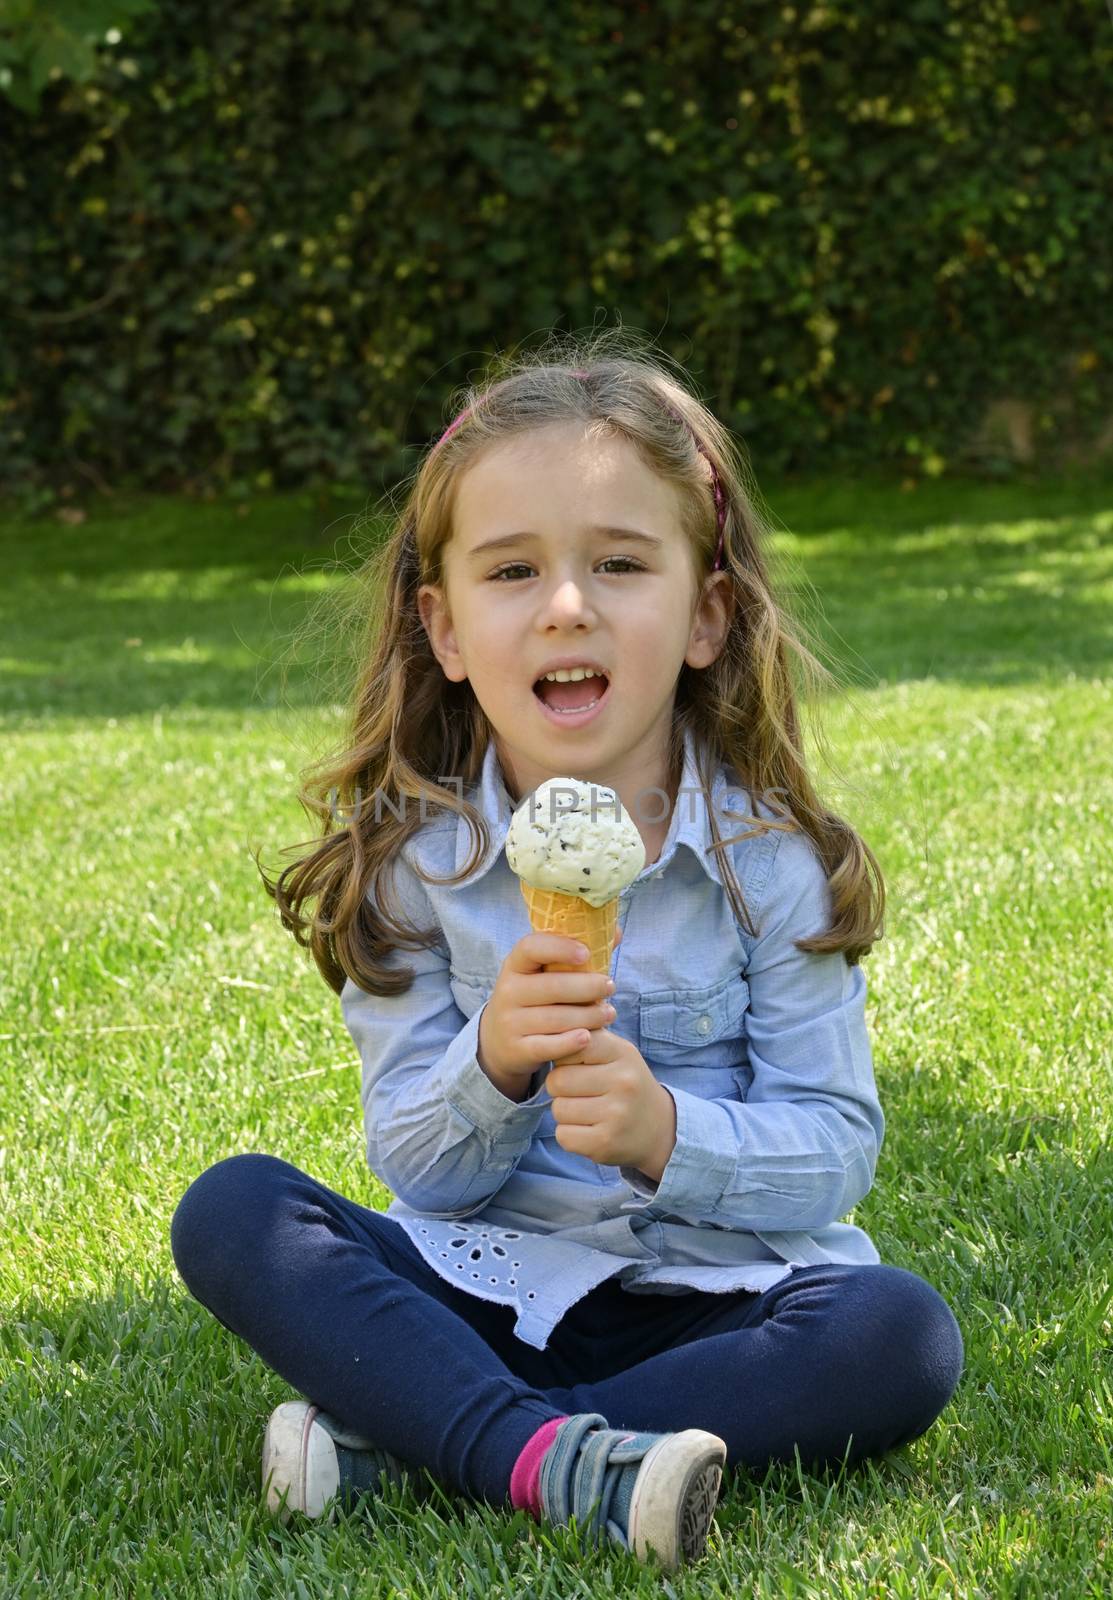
638;974;750;1071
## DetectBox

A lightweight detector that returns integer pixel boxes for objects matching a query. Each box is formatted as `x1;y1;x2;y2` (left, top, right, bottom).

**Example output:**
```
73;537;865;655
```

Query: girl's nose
542;576;596;621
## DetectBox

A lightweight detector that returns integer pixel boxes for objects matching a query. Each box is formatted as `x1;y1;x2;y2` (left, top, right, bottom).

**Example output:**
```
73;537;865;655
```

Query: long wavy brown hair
255;329;886;996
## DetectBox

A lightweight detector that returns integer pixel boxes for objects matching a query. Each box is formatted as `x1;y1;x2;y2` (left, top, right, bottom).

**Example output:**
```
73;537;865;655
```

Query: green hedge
2;0;1110;512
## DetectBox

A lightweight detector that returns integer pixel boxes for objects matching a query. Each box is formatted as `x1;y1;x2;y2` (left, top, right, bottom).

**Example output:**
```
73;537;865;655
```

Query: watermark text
327;776;792;828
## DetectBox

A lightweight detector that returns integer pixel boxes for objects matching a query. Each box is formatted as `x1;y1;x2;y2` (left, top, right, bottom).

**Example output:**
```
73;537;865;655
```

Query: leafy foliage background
2;0;1110;512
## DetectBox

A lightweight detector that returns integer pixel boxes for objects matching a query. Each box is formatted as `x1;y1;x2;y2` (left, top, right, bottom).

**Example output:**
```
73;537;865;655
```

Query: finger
545;1028;598;1060
509;934;595;974
512;1027;590;1066
552;1027;611;1065
513;999;615;1038
548;1061;606;1096
510;971;614;1005
509;980;615;1027
549;1095;597;1124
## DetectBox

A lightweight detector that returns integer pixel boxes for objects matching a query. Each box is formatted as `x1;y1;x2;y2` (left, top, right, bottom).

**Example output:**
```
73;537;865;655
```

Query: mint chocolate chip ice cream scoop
505;776;646;908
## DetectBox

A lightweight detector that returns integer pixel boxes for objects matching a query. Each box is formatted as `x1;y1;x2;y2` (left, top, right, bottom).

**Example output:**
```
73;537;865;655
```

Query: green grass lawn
1;470;1110;1596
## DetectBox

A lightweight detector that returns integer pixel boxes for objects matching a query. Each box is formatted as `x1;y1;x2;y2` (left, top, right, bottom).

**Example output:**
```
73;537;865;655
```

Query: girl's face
417;421;731;809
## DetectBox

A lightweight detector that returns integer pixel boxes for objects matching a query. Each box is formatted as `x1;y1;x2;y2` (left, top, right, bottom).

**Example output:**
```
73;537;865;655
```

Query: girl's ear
684;571;734;672
417;583;468;683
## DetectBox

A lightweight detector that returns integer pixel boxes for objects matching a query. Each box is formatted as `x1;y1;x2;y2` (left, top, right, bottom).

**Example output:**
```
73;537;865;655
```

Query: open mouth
532;669;611;716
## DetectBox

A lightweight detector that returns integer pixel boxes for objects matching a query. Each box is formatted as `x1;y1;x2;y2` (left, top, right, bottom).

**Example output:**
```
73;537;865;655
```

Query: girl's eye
487;557;645;582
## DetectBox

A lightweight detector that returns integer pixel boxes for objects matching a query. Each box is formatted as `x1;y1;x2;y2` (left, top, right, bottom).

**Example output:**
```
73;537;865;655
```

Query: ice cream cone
519;880;618;974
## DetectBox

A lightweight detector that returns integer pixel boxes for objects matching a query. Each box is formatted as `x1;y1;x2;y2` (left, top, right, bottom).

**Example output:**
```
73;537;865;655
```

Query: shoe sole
625;1428;727;1569
262;1401;340;1521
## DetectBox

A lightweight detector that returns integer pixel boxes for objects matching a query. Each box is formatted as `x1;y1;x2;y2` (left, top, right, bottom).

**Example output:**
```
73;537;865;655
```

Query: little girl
170;344;964;1572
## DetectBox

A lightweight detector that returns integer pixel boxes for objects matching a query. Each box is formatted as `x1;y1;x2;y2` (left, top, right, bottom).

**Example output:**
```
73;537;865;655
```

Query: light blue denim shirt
340;725;884;1350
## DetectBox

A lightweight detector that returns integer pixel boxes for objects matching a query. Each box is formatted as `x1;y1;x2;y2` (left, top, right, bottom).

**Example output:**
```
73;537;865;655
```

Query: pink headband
435;369;727;571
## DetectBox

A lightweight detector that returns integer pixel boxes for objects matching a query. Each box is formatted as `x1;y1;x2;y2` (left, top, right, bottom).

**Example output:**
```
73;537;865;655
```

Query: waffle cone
519;881;618;974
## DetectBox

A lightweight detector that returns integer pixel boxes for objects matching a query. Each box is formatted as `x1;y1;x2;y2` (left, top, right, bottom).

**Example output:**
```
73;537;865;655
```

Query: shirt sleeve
621;825;885;1231
339;847;551;1219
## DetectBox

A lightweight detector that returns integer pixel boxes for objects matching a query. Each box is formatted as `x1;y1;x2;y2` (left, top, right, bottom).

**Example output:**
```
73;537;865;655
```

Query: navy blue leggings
170;1153;963;1509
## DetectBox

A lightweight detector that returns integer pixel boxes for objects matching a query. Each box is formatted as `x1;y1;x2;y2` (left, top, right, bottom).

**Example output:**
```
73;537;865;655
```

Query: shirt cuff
440;1005;553;1133
621;1085;736;1212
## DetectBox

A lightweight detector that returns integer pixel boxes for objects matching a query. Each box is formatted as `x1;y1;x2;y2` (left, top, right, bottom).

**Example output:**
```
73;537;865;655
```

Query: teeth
540;666;605;682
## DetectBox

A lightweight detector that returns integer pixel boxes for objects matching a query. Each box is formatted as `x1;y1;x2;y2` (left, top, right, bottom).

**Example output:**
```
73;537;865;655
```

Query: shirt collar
445;724;735;892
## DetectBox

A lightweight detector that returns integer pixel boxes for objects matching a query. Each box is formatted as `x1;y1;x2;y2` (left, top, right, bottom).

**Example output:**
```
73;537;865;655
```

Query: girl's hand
547;1029;676;1176
477;929;621;1087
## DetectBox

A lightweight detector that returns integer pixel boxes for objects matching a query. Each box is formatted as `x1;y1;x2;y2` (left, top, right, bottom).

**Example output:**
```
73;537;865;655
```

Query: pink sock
509;1416;570;1521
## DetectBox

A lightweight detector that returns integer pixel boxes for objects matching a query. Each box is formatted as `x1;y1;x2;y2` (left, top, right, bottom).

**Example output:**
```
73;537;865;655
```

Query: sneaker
537;1411;727;1570
261;1400;431;1521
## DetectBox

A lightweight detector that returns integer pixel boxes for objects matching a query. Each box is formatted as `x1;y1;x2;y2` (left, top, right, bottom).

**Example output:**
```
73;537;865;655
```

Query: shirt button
696;1015;712;1034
